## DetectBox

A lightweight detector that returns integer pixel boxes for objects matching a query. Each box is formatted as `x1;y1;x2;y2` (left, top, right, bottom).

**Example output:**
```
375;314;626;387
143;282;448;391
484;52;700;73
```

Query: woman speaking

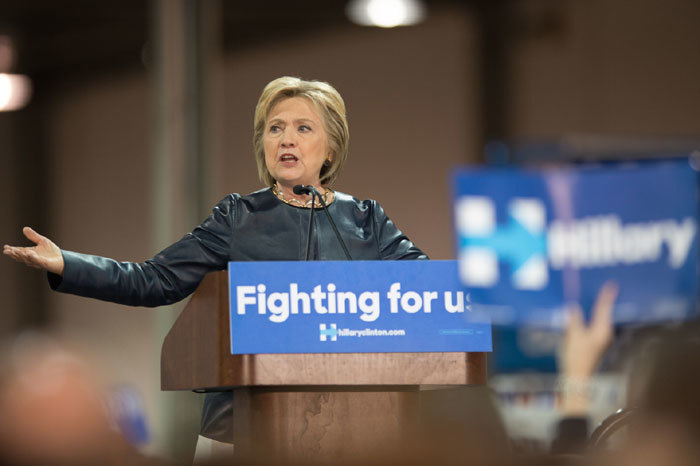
3;76;427;443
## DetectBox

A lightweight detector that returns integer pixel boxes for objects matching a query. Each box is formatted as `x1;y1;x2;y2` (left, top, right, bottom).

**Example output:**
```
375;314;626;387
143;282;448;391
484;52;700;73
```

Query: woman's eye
269;125;280;133
299;125;311;132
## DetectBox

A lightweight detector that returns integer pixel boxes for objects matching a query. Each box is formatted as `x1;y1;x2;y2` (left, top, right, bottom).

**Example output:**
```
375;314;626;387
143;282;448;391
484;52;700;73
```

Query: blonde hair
253;76;349;187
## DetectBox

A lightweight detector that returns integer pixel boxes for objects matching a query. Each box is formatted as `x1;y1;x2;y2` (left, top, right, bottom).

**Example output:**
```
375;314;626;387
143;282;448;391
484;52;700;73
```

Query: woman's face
264;97;329;189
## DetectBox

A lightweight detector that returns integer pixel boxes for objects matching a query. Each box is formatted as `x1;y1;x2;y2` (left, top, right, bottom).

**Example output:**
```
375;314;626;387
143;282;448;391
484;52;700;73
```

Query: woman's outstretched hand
3;227;64;276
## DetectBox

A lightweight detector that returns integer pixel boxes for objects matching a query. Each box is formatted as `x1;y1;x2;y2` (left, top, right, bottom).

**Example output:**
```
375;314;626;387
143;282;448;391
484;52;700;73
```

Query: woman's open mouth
280;153;298;164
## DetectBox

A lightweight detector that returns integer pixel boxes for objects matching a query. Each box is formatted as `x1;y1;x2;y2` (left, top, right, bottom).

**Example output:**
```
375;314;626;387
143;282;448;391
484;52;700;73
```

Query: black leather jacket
48;188;428;442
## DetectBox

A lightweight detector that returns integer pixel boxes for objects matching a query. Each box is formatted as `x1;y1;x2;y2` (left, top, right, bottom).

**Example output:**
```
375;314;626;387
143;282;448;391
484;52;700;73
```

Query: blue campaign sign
453;158;699;326
227;260;492;354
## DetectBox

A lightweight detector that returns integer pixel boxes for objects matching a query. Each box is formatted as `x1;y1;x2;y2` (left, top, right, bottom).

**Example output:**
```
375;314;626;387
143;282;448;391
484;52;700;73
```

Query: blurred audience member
0;332;164;466
609;321;700;466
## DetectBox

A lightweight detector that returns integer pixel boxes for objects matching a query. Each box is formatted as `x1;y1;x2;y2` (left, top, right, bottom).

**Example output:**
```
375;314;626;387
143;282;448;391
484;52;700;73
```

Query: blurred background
1;0;700;461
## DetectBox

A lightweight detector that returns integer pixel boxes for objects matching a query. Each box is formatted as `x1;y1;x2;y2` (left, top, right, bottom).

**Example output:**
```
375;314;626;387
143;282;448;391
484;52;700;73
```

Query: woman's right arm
3;196;235;307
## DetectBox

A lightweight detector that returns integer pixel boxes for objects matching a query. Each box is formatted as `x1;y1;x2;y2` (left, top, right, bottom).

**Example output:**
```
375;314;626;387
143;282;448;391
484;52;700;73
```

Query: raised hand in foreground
558;281;619;415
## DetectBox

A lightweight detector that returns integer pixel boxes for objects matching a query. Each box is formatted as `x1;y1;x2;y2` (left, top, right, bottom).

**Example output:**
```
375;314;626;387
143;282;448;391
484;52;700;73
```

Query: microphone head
293;184;313;195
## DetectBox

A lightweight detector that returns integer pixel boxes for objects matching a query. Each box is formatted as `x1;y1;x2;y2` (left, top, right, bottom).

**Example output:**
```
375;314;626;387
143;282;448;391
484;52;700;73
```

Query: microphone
304;186;352;261
293;184;313;196
292;184;353;260
293;185;316;261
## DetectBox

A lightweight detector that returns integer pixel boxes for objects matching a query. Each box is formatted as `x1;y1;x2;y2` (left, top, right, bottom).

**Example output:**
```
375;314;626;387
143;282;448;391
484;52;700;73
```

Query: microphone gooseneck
291;184;353;261
306;190;316;261
306;186;353;261
293;185;316;261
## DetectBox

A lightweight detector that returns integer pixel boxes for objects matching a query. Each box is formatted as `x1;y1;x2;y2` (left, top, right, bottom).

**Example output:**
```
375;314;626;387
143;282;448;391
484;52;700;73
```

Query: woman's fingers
4;228;64;275
3;245;41;268
22;226;45;245
6;246;30;264
3;227;47;261
3;245;21;260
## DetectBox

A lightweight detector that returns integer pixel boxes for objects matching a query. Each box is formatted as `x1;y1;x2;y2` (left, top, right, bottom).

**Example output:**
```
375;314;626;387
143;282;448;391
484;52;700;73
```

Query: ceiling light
346;0;427;28
0;73;32;112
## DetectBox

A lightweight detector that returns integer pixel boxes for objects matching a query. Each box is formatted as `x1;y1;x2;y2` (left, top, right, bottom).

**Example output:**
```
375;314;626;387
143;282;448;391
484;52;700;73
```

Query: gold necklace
272;184;334;208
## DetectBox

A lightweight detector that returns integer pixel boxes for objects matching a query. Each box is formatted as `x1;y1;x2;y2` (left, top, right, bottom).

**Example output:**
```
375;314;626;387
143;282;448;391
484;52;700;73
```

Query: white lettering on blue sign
235;282;468;323
386;283;438;314
457;194;697;290
228;260;492;355
548;216;696;269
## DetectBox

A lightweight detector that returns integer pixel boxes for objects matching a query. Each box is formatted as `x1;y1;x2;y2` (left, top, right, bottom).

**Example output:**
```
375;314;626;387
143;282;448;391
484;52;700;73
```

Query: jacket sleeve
372;200;429;260
47;196;235;307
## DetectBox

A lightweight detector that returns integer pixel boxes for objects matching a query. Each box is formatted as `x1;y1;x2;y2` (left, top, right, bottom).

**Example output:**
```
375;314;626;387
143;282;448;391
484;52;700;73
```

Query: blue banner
228;260;492;354
453;158;699;326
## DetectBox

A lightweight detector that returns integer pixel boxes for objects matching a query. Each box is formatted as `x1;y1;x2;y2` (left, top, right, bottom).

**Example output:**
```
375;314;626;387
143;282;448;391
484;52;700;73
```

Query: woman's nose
281;128;296;147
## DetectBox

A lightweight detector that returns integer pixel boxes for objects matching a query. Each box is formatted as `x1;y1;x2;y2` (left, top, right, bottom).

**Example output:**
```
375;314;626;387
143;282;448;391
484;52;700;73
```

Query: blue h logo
456;196;548;289
319;323;338;341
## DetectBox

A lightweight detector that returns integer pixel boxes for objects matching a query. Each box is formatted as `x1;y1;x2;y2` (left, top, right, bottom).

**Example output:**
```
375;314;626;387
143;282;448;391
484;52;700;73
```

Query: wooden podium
161;271;486;462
